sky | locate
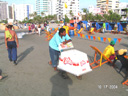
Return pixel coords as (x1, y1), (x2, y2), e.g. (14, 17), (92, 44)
(3, 0), (128, 10)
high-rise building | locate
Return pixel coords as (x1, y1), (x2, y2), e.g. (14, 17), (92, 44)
(13, 4), (33, 21)
(36, 0), (49, 16)
(97, 0), (119, 14)
(56, 0), (80, 20)
(0, 1), (8, 20)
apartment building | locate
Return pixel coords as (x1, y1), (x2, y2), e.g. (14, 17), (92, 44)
(56, 0), (80, 20)
(13, 4), (33, 21)
(113, 2), (128, 21)
(0, 1), (8, 20)
(36, 0), (49, 16)
(97, 0), (119, 14)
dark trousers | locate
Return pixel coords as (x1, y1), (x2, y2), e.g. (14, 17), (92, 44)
(7, 41), (17, 61)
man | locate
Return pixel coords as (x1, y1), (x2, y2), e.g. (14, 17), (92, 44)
(103, 40), (117, 66)
(63, 22), (69, 35)
(49, 28), (71, 70)
(5, 25), (19, 65)
(102, 22), (106, 33)
(31, 23), (35, 33)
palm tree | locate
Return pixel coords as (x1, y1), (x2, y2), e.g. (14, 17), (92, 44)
(33, 12), (37, 17)
(69, 10), (74, 19)
(82, 8), (89, 20)
(41, 12), (45, 17)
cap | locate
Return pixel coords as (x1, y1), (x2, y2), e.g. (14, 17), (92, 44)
(118, 49), (127, 55)
(110, 40), (115, 45)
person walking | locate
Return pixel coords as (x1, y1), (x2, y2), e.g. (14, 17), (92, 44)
(5, 25), (19, 65)
(38, 24), (41, 36)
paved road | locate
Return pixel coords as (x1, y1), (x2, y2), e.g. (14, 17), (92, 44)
(0, 30), (128, 96)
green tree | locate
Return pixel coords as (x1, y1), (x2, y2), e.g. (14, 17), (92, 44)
(65, 15), (70, 23)
(69, 10), (74, 19)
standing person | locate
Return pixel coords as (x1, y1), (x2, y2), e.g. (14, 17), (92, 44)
(126, 24), (128, 35)
(31, 23), (35, 33)
(102, 22), (106, 33)
(44, 22), (47, 30)
(5, 25), (19, 65)
(49, 28), (72, 71)
(87, 21), (90, 31)
(63, 22), (69, 35)
(28, 24), (31, 34)
(38, 24), (41, 36)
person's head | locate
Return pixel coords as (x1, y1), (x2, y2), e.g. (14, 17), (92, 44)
(65, 22), (67, 26)
(7, 25), (13, 30)
(110, 40), (115, 46)
(59, 28), (66, 36)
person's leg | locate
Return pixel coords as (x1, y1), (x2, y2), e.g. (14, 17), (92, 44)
(49, 46), (60, 70)
(7, 42), (12, 61)
(11, 41), (17, 64)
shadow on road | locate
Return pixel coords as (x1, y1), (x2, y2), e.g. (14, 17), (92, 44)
(17, 46), (34, 64)
(50, 72), (72, 96)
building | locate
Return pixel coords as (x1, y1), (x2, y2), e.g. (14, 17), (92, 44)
(36, 0), (49, 16)
(13, 4), (33, 21)
(113, 2), (128, 21)
(0, 1), (8, 20)
(97, 0), (119, 14)
(8, 6), (12, 19)
(56, 0), (80, 21)
(89, 5), (101, 15)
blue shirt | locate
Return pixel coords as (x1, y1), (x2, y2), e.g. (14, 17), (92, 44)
(49, 32), (71, 51)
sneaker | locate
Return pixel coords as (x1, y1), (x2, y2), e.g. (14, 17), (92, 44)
(13, 61), (17, 65)
(9, 59), (12, 62)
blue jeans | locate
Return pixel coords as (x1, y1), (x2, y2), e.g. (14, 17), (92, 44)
(49, 46), (60, 67)
(7, 41), (17, 61)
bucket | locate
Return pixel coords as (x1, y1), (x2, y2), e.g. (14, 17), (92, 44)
(69, 30), (74, 37)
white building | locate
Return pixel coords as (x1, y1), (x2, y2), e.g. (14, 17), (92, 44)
(97, 0), (119, 14)
(36, 0), (49, 16)
(56, 0), (80, 21)
(13, 4), (33, 21)
(113, 2), (128, 21)
(89, 5), (101, 15)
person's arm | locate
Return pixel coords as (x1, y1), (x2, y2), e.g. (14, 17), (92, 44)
(4, 32), (8, 49)
(15, 32), (19, 48)
(62, 39), (72, 45)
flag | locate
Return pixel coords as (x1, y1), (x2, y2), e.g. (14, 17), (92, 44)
(65, 3), (67, 8)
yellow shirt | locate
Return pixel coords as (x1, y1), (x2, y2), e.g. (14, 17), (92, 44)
(103, 45), (115, 59)
(63, 25), (69, 34)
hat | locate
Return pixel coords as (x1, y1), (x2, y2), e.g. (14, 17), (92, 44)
(118, 49), (127, 55)
(110, 40), (115, 45)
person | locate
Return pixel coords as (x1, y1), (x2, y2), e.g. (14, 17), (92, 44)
(114, 23), (118, 33)
(38, 24), (41, 36)
(49, 28), (72, 71)
(63, 22), (69, 35)
(44, 22), (47, 29)
(28, 24), (31, 33)
(103, 40), (117, 66)
(5, 25), (19, 65)
(126, 24), (128, 35)
(80, 21), (83, 28)
(102, 22), (106, 33)
(31, 23), (35, 33)
(87, 21), (90, 31)
(0, 69), (8, 81)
